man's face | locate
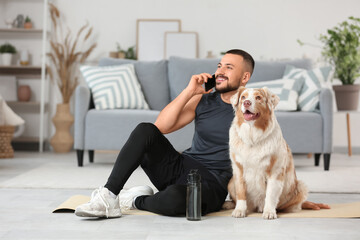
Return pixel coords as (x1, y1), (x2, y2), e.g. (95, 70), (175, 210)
(214, 53), (248, 93)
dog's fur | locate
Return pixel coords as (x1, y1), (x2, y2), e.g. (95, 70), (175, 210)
(223, 86), (308, 219)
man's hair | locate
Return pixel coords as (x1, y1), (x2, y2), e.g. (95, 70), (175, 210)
(225, 49), (255, 75)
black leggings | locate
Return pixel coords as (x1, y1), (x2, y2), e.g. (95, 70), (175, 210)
(104, 123), (228, 216)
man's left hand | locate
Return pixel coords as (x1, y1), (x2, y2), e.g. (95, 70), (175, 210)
(302, 201), (331, 210)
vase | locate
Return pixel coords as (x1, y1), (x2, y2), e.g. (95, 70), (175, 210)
(1, 53), (12, 66)
(50, 103), (74, 153)
(17, 85), (31, 102)
(333, 84), (360, 111)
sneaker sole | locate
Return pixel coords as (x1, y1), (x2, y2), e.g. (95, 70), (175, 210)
(75, 209), (122, 218)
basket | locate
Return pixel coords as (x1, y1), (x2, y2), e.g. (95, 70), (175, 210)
(0, 125), (15, 159)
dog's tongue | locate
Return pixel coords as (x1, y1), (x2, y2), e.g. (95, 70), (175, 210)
(244, 111), (258, 121)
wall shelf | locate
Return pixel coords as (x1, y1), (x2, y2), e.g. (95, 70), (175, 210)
(0, 28), (44, 34)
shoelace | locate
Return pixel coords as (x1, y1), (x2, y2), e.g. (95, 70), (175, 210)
(91, 186), (110, 218)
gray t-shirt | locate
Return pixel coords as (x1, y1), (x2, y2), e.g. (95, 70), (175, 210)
(183, 91), (233, 189)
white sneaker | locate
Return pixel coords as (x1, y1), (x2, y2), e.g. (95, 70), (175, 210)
(75, 187), (122, 218)
(119, 186), (154, 211)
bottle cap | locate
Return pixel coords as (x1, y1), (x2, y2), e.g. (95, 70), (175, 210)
(188, 169), (201, 182)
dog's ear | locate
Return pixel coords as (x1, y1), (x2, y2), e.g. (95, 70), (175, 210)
(261, 87), (280, 110)
(230, 86), (246, 107)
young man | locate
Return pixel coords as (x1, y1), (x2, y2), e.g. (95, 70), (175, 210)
(75, 49), (329, 218)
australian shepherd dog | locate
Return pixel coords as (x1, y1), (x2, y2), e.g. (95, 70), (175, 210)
(224, 86), (308, 219)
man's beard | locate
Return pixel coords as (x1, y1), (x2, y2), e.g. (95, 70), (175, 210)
(215, 81), (240, 93)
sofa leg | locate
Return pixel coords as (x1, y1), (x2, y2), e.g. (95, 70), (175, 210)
(314, 153), (321, 166)
(77, 150), (84, 167)
(324, 154), (331, 171)
(89, 150), (94, 163)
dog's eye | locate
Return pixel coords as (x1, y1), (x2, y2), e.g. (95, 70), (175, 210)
(241, 96), (245, 100)
(256, 96), (261, 100)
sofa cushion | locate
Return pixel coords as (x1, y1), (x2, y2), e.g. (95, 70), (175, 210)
(247, 78), (304, 111)
(250, 59), (313, 83)
(98, 58), (169, 111)
(283, 65), (333, 111)
(80, 64), (149, 110)
(168, 57), (220, 100)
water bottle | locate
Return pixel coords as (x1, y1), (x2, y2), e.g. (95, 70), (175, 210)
(186, 169), (201, 221)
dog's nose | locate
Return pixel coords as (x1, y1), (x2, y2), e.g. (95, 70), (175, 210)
(244, 100), (251, 107)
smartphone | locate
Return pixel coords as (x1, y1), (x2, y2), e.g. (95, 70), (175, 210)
(205, 74), (216, 91)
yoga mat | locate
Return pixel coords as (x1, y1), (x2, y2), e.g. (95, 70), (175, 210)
(53, 195), (360, 218)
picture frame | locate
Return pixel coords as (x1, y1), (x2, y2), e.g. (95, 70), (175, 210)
(0, 76), (17, 101)
(164, 32), (198, 59)
(136, 19), (181, 61)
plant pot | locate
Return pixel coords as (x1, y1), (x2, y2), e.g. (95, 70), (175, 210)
(1, 53), (13, 66)
(333, 84), (360, 111)
(50, 103), (74, 153)
(24, 22), (33, 29)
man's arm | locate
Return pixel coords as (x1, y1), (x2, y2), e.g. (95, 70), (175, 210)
(155, 73), (212, 134)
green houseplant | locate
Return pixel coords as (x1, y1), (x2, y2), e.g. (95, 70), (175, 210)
(320, 16), (360, 110)
(0, 43), (17, 66)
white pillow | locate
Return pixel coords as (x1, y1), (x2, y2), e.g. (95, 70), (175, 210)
(80, 64), (149, 110)
(283, 65), (333, 111)
(247, 78), (304, 111)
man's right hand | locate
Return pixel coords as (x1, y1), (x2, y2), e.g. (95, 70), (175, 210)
(186, 73), (214, 96)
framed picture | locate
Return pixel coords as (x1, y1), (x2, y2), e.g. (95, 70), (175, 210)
(0, 76), (17, 101)
(164, 32), (198, 59)
(137, 19), (181, 61)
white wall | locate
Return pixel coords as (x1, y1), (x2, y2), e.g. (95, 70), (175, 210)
(15, 0), (360, 150)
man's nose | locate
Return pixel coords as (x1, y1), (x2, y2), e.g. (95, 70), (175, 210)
(244, 100), (251, 107)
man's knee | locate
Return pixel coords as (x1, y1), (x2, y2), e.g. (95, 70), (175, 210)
(134, 122), (159, 136)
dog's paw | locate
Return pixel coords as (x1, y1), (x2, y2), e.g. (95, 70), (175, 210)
(262, 210), (277, 220)
(222, 201), (235, 210)
(232, 209), (246, 218)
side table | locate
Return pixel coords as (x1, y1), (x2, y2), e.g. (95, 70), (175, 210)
(338, 111), (359, 156)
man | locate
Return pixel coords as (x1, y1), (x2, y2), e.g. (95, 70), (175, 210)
(75, 49), (329, 218)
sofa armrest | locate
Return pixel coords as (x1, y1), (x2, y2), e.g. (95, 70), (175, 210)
(319, 88), (333, 153)
(74, 85), (91, 150)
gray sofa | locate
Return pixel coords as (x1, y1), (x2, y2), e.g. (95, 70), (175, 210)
(74, 56), (333, 170)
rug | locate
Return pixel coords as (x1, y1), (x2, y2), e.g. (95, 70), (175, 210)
(53, 195), (360, 218)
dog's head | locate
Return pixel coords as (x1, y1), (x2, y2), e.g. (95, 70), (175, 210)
(230, 86), (279, 130)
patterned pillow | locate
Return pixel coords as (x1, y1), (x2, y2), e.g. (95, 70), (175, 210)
(283, 65), (333, 111)
(247, 78), (304, 111)
(80, 64), (149, 110)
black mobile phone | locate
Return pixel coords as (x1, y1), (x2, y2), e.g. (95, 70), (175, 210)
(205, 74), (216, 91)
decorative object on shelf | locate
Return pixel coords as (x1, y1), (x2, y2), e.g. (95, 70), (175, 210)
(24, 16), (33, 29)
(109, 43), (136, 59)
(5, 18), (13, 29)
(17, 85), (31, 102)
(137, 19), (181, 60)
(206, 51), (216, 59)
(0, 94), (25, 158)
(0, 43), (17, 66)
(15, 14), (24, 28)
(319, 16), (360, 110)
(47, 3), (96, 153)
(19, 50), (29, 66)
(50, 103), (74, 153)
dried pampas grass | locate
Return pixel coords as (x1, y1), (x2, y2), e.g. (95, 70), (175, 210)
(47, 3), (96, 103)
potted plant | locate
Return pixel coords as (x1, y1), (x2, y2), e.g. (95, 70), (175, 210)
(0, 43), (17, 66)
(320, 16), (360, 110)
(47, 3), (96, 153)
(24, 16), (33, 29)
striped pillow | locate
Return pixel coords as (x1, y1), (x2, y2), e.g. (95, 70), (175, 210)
(247, 78), (304, 111)
(283, 65), (333, 111)
(80, 64), (149, 110)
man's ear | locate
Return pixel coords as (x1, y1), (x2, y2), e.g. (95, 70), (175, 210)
(262, 87), (279, 109)
(241, 72), (251, 86)
(231, 86), (246, 107)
